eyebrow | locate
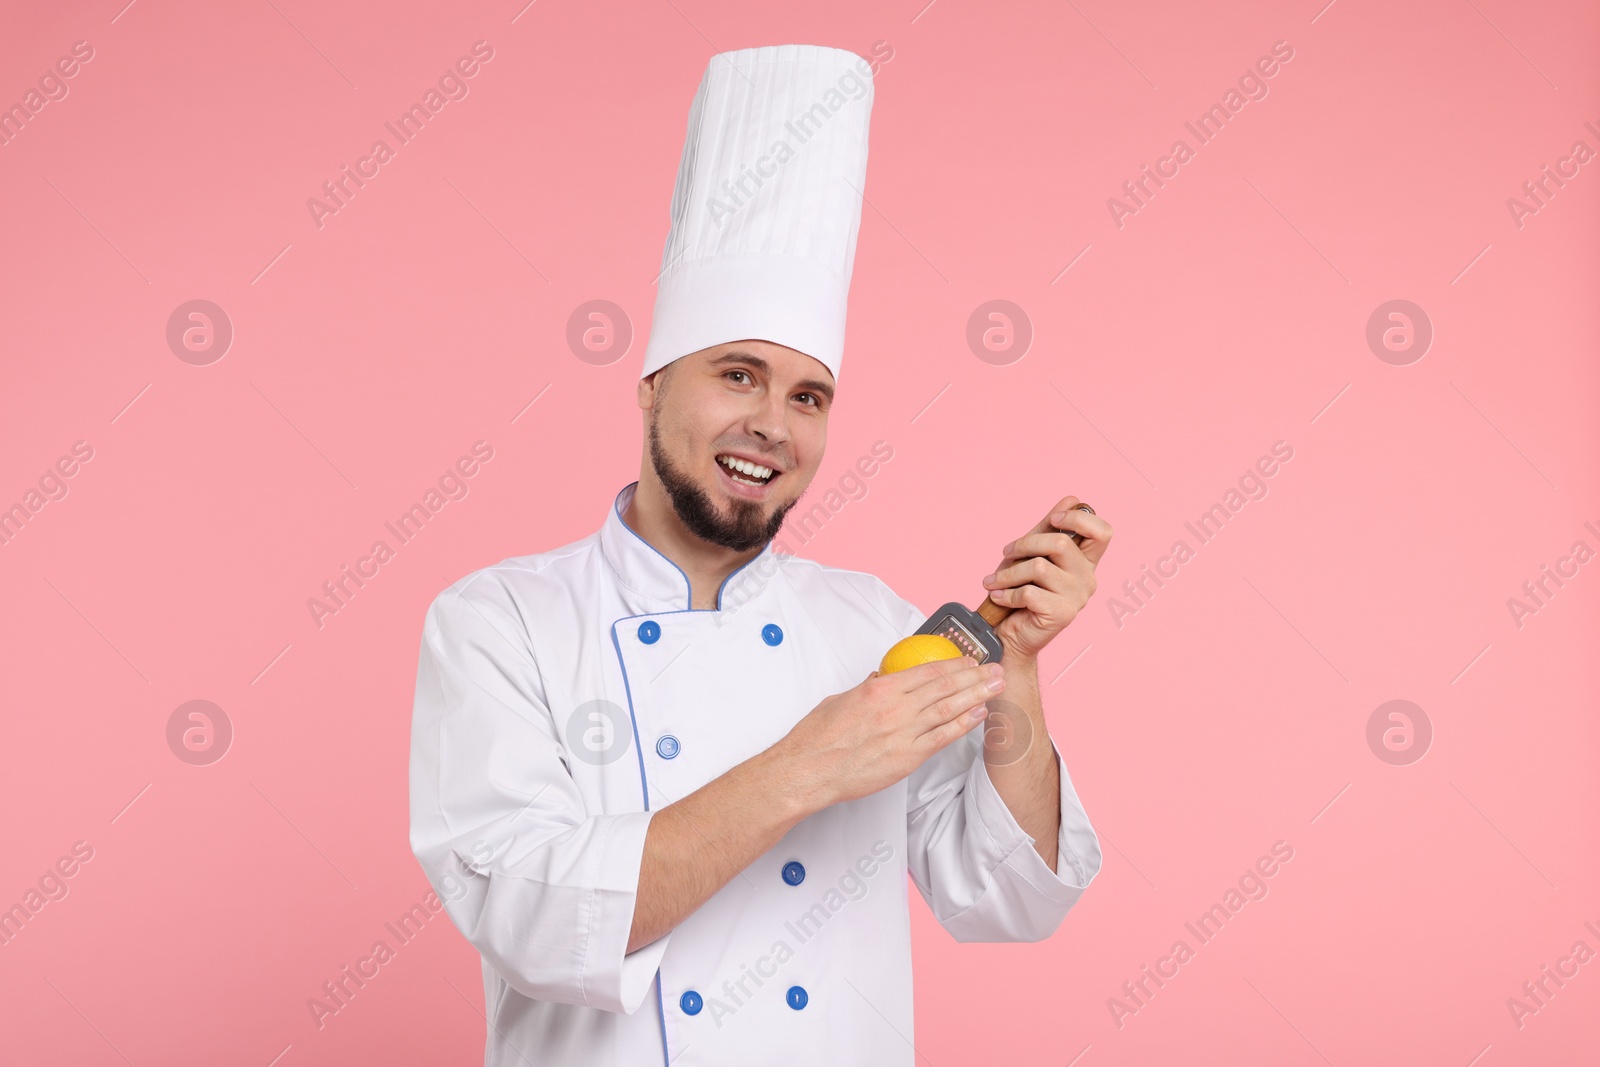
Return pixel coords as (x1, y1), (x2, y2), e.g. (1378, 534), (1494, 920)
(707, 350), (835, 404)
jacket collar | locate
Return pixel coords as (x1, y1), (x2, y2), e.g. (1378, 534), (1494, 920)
(600, 481), (780, 612)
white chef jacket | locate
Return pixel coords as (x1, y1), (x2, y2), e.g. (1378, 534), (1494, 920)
(409, 480), (1102, 1066)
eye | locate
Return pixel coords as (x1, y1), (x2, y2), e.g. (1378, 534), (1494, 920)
(795, 393), (820, 407)
(725, 370), (753, 385)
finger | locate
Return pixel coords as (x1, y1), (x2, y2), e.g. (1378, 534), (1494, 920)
(1044, 507), (1111, 549)
(984, 557), (1073, 604)
(985, 582), (1053, 613)
(883, 654), (979, 691)
(1047, 507), (1112, 566)
(916, 695), (990, 754)
(1002, 500), (1078, 554)
(1043, 495), (1082, 526)
(1006, 500), (1108, 551)
(987, 551), (1070, 587)
(995, 530), (1085, 566)
(992, 510), (1110, 576)
(907, 659), (998, 704)
(912, 665), (1004, 727)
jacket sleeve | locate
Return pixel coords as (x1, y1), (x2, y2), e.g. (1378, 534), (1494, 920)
(408, 571), (667, 1014)
(888, 590), (1103, 942)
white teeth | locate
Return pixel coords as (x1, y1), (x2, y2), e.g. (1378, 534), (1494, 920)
(717, 455), (773, 480)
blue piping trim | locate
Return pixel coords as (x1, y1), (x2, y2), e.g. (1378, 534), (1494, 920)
(609, 480), (778, 1067)
(714, 550), (767, 611)
(654, 979), (670, 1066)
(613, 482), (772, 611)
(609, 620), (652, 814)
(611, 612), (684, 1067)
(610, 602), (754, 806)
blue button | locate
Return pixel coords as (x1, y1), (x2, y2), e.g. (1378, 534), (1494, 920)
(782, 861), (805, 886)
(656, 734), (680, 759)
(762, 623), (783, 646)
(786, 985), (808, 1010)
(680, 990), (703, 1015)
(638, 621), (660, 644)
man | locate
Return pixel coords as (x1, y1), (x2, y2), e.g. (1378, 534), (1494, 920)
(410, 44), (1107, 1066)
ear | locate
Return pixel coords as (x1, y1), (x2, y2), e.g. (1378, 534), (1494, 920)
(637, 373), (656, 411)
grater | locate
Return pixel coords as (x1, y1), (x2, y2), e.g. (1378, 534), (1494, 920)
(912, 503), (1095, 666)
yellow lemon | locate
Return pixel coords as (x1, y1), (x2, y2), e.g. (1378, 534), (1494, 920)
(878, 633), (964, 675)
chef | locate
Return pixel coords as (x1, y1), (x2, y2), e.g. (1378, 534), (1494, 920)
(409, 43), (1107, 1067)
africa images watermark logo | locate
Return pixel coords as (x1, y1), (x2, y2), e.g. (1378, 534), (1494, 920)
(1106, 40), (1295, 229)
(166, 700), (233, 766)
(700, 839), (896, 1027)
(0, 39), (95, 149)
(701, 41), (893, 231)
(564, 698), (634, 767)
(966, 300), (1033, 366)
(1105, 441), (1295, 629)
(305, 840), (489, 1031)
(0, 440), (95, 549)
(306, 441), (495, 630)
(1505, 120), (1600, 231)
(702, 439), (899, 629)
(1504, 919), (1600, 1031)
(306, 41), (496, 230)
(1504, 521), (1599, 630)
(166, 300), (234, 366)
(0, 840), (95, 949)
(566, 300), (634, 366)
(1107, 840), (1296, 1028)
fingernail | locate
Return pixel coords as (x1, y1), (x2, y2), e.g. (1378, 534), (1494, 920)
(981, 573), (996, 585)
(969, 704), (989, 720)
(1051, 511), (1066, 523)
(986, 676), (1005, 692)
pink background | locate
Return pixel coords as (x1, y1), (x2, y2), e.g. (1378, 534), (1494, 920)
(2, 0), (1596, 1064)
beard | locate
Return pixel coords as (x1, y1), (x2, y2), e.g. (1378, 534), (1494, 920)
(648, 414), (797, 552)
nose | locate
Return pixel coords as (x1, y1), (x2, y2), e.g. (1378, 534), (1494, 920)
(746, 389), (791, 453)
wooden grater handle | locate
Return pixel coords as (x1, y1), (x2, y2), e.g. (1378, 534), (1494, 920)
(975, 503), (1095, 627)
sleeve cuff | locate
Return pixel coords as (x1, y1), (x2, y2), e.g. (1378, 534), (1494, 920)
(968, 737), (1103, 905)
(587, 810), (672, 1014)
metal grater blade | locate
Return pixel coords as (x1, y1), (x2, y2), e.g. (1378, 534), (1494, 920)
(933, 615), (985, 660)
(914, 601), (1005, 664)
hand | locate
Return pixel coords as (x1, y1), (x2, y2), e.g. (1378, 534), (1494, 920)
(777, 657), (1007, 807)
(980, 495), (1113, 661)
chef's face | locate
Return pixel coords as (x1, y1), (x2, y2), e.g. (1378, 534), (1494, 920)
(639, 340), (833, 552)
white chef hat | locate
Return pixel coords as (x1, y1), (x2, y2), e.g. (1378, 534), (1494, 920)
(640, 43), (876, 384)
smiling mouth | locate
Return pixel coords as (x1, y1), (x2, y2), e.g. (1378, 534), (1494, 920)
(715, 453), (778, 487)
